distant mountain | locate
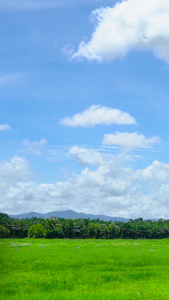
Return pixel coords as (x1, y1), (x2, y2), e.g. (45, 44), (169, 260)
(9, 209), (129, 222)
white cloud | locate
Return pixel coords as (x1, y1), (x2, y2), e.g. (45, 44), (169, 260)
(69, 146), (104, 165)
(73, 0), (169, 63)
(21, 139), (48, 156)
(1, 154), (169, 219)
(0, 156), (31, 212)
(0, 124), (11, 131)
(103, 132), (159, 149)
(60, 105), (136, 127)
(0, 155), (135, 216)
(0, 156), (31, 185)
(136, 160), (169, 183)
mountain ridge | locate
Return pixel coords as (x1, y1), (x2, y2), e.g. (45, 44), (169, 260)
(9, 209), (129, 222)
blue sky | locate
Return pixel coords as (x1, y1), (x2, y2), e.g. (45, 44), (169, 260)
(1, 0), (169, 218)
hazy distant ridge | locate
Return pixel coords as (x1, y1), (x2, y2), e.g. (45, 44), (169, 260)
(9, 210), (129, 222)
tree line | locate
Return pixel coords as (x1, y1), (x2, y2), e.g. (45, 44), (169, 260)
(1, 212), (169, 239)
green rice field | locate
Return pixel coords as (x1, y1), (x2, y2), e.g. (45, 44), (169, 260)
(1, 238), (169, 299)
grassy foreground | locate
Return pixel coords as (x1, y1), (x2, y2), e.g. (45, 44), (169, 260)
(1, 239), (169, 299)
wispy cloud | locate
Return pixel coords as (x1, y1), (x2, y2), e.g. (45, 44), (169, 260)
(0, 124), (11, 131)
(60, 105), (136, 127)
(0, 0), (64, 11)
(21, 139), (48, 156)
(0, 0), (95, 11)
(103, 132), (159, 149)
(0, 73), (23, 89)
(69, 146), (104, 165)
(72, 0), (169, 63)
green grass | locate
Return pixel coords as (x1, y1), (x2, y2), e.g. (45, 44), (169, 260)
(1, 239), (169, 299)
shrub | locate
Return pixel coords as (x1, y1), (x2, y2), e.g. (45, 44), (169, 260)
(28, 223), (46, 238)
(0, 225), (10, 238)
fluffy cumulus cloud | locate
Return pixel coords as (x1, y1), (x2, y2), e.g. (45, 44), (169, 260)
(1, 152), (169, 219)
(21, 139), (48, 155)
(103, 132), (159, 149)
(73, 0), (169, 63)
(60, 105), (136, 127)
(136, 160), (169, 183)
(0, 124), (11, 131)
(0, 155), (31, 199)
(0, 154), (136, 216)
(0, 156), (31, 182)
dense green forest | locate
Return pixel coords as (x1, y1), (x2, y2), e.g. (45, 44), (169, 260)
(1, 212), (169, 239)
